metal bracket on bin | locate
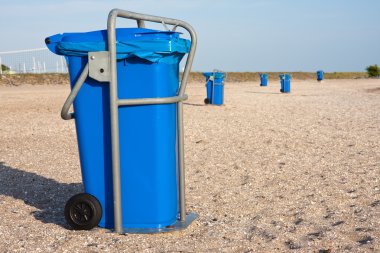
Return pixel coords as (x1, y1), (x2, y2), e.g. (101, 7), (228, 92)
(88, 51), (111, 82)
(107, 9), (197, 234)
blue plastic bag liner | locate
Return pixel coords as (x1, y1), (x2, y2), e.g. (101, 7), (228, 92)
(46, 28), (190, 64)
(202, 72), (226, 79)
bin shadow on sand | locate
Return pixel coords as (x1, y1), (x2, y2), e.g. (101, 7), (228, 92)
(244, 91), (282, 95)
(183, 102), (207, 107)
(0, 161), (82, 227)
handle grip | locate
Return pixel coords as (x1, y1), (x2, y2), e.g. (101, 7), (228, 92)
(61, 63), (89, 120)
(107, 9), (197, 96)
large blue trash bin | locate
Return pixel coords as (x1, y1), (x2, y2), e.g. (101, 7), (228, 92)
(203, 71), (225, 105)
(46, 28), (190, 230)
(260, 73), (268, 87)
(317, 70), (324, 81)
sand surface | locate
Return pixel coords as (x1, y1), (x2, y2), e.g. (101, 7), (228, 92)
(0, 79), (379, 252)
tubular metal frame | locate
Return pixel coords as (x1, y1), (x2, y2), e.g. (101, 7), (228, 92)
(61, 9), (197, 234)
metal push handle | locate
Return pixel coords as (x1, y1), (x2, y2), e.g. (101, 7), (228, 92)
(60, 64), (89, 120)
(107, 9), (197, 96)
(107, 9), (197, 233)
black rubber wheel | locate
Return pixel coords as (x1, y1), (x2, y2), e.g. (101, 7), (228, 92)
(64, 193), (102, 230)
(204, 98), (210, 104)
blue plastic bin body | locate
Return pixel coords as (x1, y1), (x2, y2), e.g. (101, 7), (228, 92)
(260, 73), (268, 86)
(46, 28), (190, 230)
(317, 70), (324, 81)
(213, 78), (224, 105)
(205, 78), (213, 102)
(282, 74), (291, 93)
(203, 72), (225, 105)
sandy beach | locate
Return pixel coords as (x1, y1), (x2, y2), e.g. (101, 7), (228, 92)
(0, 79), (379, 252)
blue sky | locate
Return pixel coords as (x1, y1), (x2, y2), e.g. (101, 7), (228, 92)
(1, 0), (379, 72)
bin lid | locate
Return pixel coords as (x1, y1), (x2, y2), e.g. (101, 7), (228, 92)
(45, 28), (190, 64)
(202, 72), (226, 79)
(279, 74), (291, 79)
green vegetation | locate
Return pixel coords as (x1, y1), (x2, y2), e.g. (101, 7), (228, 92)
(0, 72), (369, 86)
(366, 64), (380, 78)
(1, 64), (10, 72)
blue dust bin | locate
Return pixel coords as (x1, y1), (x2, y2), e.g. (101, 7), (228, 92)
(46, 28), (190, 230)
(203, 71), (225, 105)
(260, 73), (268, 87)
(317, 70), (324, 81)
(280, 74), (291, 93)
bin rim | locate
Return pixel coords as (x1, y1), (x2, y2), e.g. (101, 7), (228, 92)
(202, 72), (226, 79)
(45, 28), (190, 63)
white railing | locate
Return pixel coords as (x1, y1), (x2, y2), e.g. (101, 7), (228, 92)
(0, 48), (68, 74)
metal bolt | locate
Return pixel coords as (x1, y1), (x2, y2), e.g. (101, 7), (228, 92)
(90, 55), (95, 60)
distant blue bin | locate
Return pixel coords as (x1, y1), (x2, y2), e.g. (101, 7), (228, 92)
(203, 71), (225, 105)
(260, 73), (268, 87)
(46, 28), (190, 230)
(280, 74), (291, 93)
(317, 70), (324, 81)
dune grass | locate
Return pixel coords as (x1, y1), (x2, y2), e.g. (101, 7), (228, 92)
(0, 72), (369, 86)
